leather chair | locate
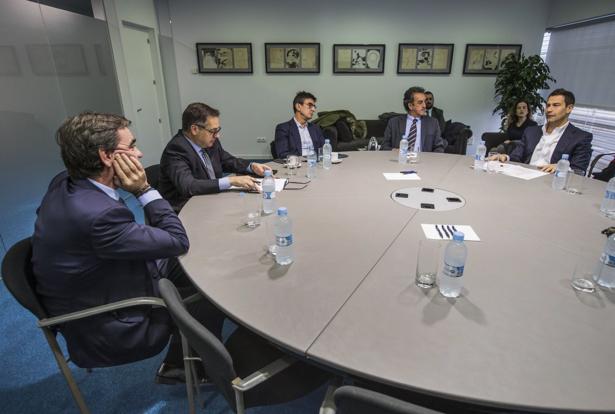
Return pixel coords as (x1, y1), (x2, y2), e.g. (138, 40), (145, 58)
(333, 386), (443, 414)
(481, 132), (508, 154)
(145, 164), (161, 190)
(1, 238), (168, 414)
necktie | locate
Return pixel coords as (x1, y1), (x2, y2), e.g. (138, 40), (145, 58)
(200, 148), (216, 179)
(407, 118), (418, 149)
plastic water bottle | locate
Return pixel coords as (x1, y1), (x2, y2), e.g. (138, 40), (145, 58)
(322, 139), (332, 170)
(306, 149), (317, 179)
(274, 207), (293, 265)
(262, 170), (276, 214)
(399, 135), (409, 164)
(600, 177), (615, 217)
(552, 154), (570, 190)
(595, 233), (615, 288)
(474, 140), (487, 170)
(438, 231), (467, 298)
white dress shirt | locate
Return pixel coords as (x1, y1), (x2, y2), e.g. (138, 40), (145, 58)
(294, 117), (314, 156)
(529, 122), (569, 166)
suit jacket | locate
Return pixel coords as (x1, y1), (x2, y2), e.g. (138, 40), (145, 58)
(31, 171), (189, 368)
(428, 106), (446, 133)
(509, 123), (593, 172)
(274, 118), (326, 158)
(381, 115), (445, 152)
(159, 130), (251, 212)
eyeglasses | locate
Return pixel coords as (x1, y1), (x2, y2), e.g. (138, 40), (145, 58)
(194, 124), (222, 135)
(303, 103), (317, 110)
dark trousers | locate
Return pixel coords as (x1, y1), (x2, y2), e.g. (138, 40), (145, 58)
(160, 257), (226, 366)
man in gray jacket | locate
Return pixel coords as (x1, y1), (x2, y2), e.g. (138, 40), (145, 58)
(381, 86), (446, 152)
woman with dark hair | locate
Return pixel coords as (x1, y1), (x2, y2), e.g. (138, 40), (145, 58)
(497, 99), (538, 154)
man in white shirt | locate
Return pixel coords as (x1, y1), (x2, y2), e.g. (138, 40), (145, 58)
(492, 89), (592, 173)
(274, 91), (326, 158)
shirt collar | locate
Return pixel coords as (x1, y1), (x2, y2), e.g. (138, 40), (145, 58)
(407, 114), (421, 122)
(294, 116), (308, 129)
(87, 178), (120, 201)
(183, 133), (205, 154)
(542, 121), (569, 136)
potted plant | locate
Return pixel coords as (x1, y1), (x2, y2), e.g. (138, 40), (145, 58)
(493, 54), (555, 130)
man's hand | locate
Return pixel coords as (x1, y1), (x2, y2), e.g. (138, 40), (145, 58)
(487, 154), (509, 163)
(113, 153), (149, 194)
(229, 175), (260, 191)
(538, 164), (557, 173)
(251, 162), (272, 177)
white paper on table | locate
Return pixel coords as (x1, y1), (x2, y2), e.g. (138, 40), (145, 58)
(421, 224), (481, 241)
(231, 178), (288, 192)
(382, 172), (421, 181)
(483, 163), (548, 180)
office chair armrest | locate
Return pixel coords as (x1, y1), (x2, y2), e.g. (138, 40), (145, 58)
(182, 292), (202, 305)
(231, 355), (295, 392)
(37, 297), (166, 328)
(589, 152), (615, 177)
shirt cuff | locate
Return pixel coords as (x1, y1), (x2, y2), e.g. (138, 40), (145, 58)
(219, 177), (231, 191)
(137, 189), (162, 207)
(247, 162), (254, 174)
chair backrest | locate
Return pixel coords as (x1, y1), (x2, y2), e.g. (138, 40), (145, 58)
(481, 132), (508, 153)
(1, 237), (49, 320)
(158, 278), (238, 408)
(145, 164), (161, 190)
(334, 386), (443, 414)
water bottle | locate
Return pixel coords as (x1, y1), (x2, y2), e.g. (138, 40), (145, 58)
(322, 139), (332, 170)
(595, 233), (615, 288)
(399, 135), (409, 164)
(306, 149), (317, 179)
(274, 207), (294, 265)
(552, 154), (570, 190)
(262, 170), (276, 214)
(600, 177), (615, 218)
(438, 231), (467, 298)
(474, 140), (487, 171)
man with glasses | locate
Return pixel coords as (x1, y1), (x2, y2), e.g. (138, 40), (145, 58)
(159, 102), (271, 212)
(32, 112), (226, 383)
(274, 91), (326, 159)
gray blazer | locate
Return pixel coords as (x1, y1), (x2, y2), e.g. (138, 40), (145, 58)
(381, 115), (445, 152)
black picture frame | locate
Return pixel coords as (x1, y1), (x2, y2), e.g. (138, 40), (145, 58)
(265, 43), (320, 74)
(196, 43), (253, 74)
(463, 44), (522, 75)
(397, 43), (454, 74)
(333, 44), (385, 74)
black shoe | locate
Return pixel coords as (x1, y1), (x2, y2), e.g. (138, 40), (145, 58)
(155, 362), (210, 385)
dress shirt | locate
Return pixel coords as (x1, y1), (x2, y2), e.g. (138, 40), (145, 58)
(294, 117), (314, 156)
(87, 178), (161, 206)
(529, 122), (569, 166)
(404, 115), (422, 152)
(427, 109), (432, 117)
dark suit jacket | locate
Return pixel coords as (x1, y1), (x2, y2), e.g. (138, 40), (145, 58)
(159, 130), (251, 212)
(274, 118), (326, 158)
(428, 106), (446, 132)
(381, 115), (445, 152)
(31, 171), (189, 368)
(509, 123), (593, 172)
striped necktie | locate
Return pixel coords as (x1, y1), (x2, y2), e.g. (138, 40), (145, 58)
(407, 118), (418, 149)
(200, 148), (216, 179)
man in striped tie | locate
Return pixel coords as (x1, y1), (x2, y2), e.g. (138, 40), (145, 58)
(381, 86), (446, 153)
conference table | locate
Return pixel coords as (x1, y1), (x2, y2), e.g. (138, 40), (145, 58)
(179, 152), (615, 413)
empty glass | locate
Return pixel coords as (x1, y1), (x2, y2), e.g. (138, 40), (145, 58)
(486, 151), (499, 173)
(571, 261), (597, 293)
(318, 148), (323, 167)
(367, 136), (378, 151)
(408, 151), (419, 164)
(241, 192), (261, 228)
(285, 155), (299, 176)
(415, 240), (440, 288)
(566, 169), (586, 195)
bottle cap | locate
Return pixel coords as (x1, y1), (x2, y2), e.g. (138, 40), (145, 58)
(277, 207), (288, 216)
(562, 154), (569, 160)
(325, 139), (330, 144)
(452, 231), (465, 241)
(264, 170), (272, 177)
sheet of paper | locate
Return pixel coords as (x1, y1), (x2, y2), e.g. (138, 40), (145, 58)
(484, 163), (549, 180)
(383, 172), (421, 181)
(231, 178), (287, 192)
(421, 224), (481, 241)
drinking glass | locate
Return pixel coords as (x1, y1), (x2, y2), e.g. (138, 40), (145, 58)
(486, 151), (499, 173)
(408, 151), (419, 164)
(367, 137), (378, 151)
(566, 169), (586, 195)
(318, 148), (323, 167)
(241, 192), (261, 228)
(415, 240), (440, 288)
(571, 261), (597, 293)
(286, 155), (299, 176)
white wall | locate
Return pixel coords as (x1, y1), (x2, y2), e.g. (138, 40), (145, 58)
(166, 0), (550, 158)
(547, 0), (615, 27)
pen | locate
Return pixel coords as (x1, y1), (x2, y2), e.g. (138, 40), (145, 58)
(400, 170), (417, 174)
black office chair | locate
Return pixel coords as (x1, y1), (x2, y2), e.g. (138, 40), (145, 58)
(588, 152), (615, 181)
(334, 385), (444, 414)
(481, 132), (508, 154)
(1, 238), (168, 414)
(145, 163), (161, 190)
(158, 278), (330, 414)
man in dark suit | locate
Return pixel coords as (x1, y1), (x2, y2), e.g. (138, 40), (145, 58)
(425, 91), (446, 133)
(493, 89), (592, 173)
(32, 112), (225, 382)
(274, 91), (326, 159)
(381, 86), (446, 152)
(159, 103), (271, 212)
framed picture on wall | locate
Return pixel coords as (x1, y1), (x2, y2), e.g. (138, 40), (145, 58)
(333, 44), (385, 74)
(196, 43), (253, 74)
(397, 43), (454, 74)
(265, 43), (320, 73)
(463, 44), (522, 75)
